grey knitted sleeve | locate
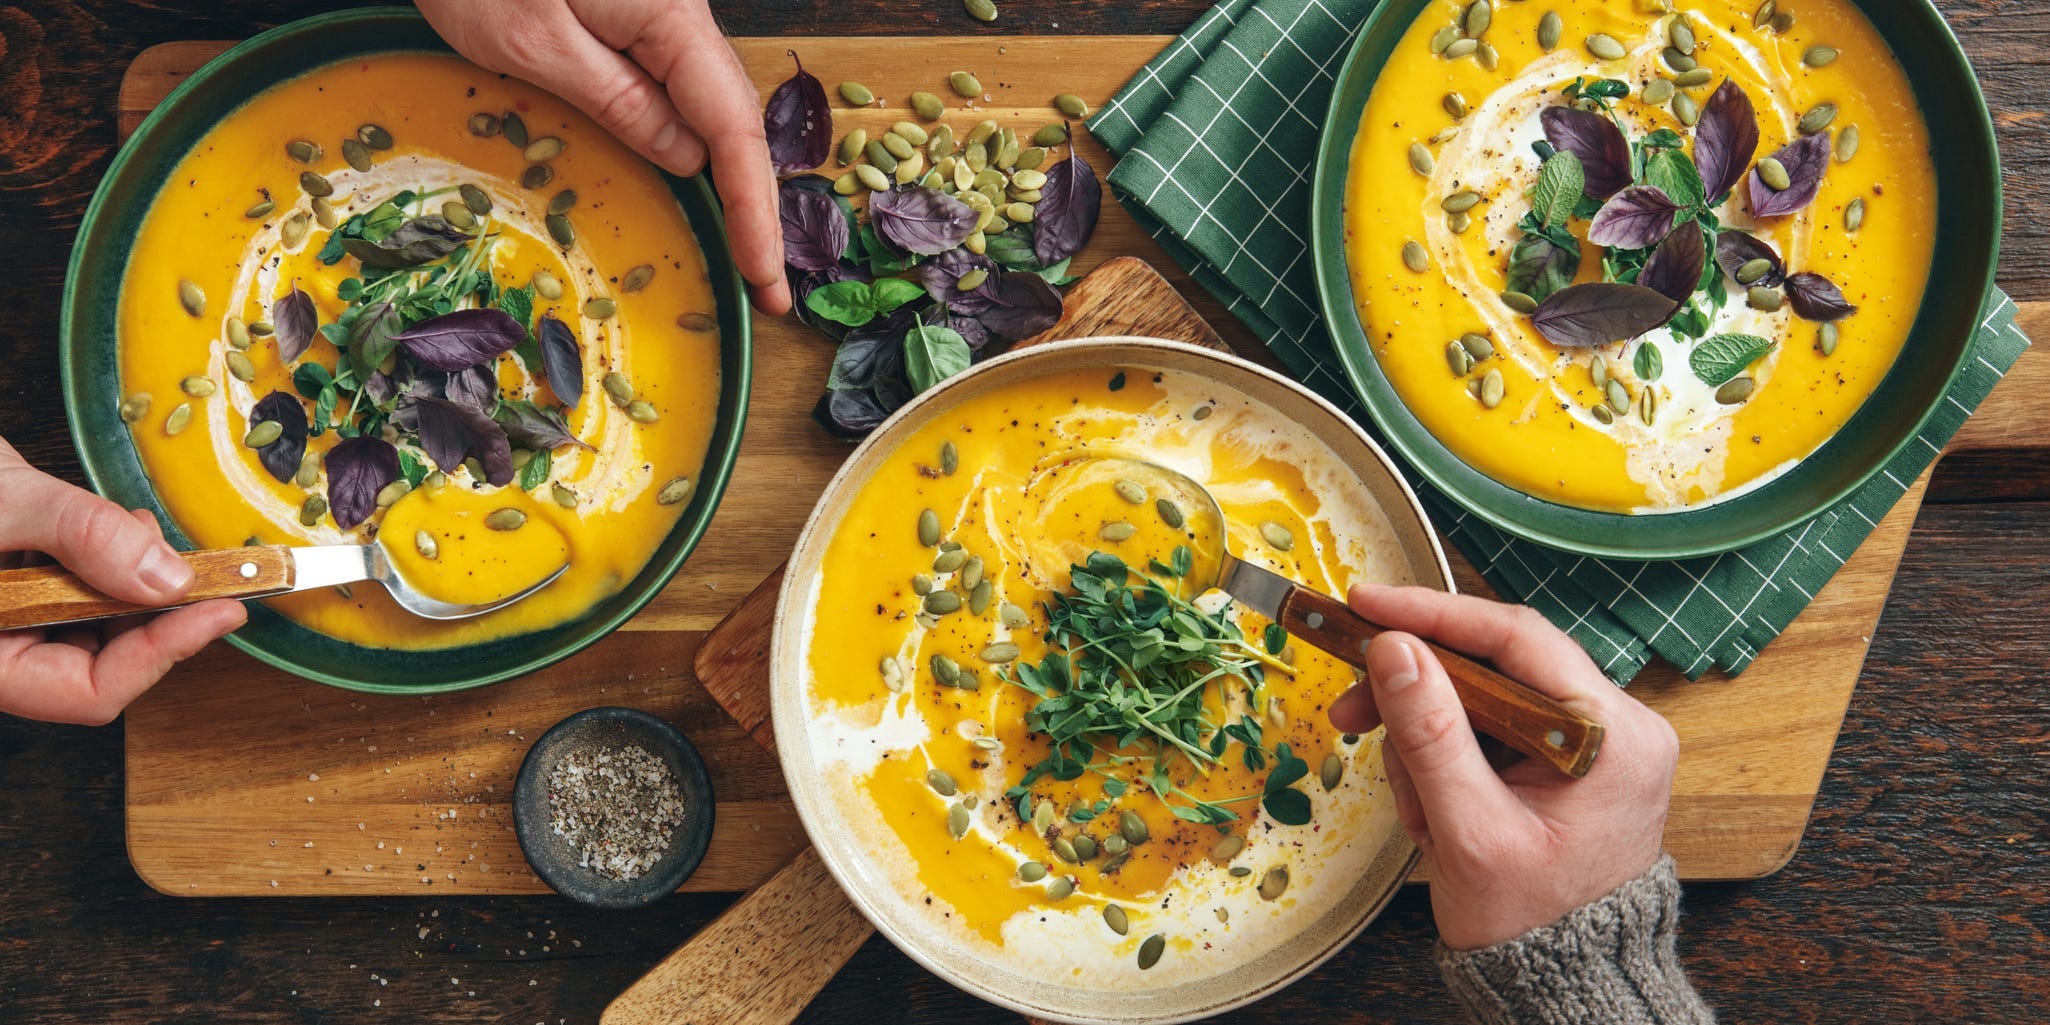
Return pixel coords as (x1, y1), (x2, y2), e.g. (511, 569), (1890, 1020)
(1434, 854), (1714, 1025)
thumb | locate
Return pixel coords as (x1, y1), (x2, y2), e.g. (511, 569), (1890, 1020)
(1365, 633), (1523, 847)
(0, 465), (193, 605)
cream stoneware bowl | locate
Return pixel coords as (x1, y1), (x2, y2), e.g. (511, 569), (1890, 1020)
(770, 337), (1449, 1023)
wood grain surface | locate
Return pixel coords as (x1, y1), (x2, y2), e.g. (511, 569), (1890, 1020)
(0, 3), (2044, 1024)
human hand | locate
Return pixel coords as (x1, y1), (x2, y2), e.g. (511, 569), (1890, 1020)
(1329, 584), (1679, 950)
(417, 0), (790, 314)
(0, 439), (245, 725)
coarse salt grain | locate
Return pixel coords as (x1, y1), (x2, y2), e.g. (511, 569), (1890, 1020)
(547, 743), (687, 881)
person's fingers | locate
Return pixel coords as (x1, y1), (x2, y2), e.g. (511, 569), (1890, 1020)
(0, 450), (192, 605)
(1380, 741), (1428, 847)
(1348, 584), (1615, 710)
(1329, 678), (1383, 734)
(1365, 632), (1526, 844)
(0, 599), (244, 725)
(635, 5), (789, 313)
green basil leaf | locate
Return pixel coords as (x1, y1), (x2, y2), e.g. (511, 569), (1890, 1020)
(1531, 150), (1585, 228)
(1689, 333), (1775, 386)
(1506, 232), (1581, 303)
(904, 320), (972, 393)
(519, 446), (552, 491)
(870, 277), (928, 314)
(292, 362), (334, 400)
(397, 449), (427, 488)
(311, 383), (337, 436)
(804, 280), (880, 327)
(1634, 341), (1664, 382)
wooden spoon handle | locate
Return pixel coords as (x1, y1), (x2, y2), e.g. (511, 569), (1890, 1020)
(1275, 587), (1605, 777)
(0, 546), (294, 631)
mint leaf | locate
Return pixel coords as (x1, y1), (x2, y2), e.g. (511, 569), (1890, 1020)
(518, 446), (552, 491)
(497, 284), (534, 330)
(1689, 333), (1775, 386)
(1531, 150), (1585, 228)
(1645, 149), (1707, 210)
(903, 319), (971, 393)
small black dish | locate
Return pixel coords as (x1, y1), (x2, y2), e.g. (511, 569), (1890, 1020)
(512, 706), (715, 909)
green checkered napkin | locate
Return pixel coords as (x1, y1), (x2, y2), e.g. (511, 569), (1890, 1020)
(1087, 0), (2033, 683)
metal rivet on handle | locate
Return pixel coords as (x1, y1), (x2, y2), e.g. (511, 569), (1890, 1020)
(1546, 729), (1566, 747)
(1306, 611), (1325, 629)
(240, 562), (258, 579)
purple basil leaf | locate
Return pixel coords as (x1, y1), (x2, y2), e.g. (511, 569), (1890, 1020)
(1541, 106), (1632, 200)
(950, 314), (993, 353)
(1529, 282), (1678, 347)
(812, 388), (892, 441)
(341, 216), (470, 269)
(1033, 149), (1102, 267)
(1783, 271), (1859, 322)
(362, 369), (398, 406)
(494, 399), (592, 451)
(273, 284), (317, 364)
(870, 187), (979, 256)
(1693, 80), (1760, 202)
(536, 313), (583, 407)
(1505, 231), (1580, 303)
(323, 435), (399, 530)
(249, 390), (308, 485)
(411, 365), (497, 411)
(1714, 230), (1786, 287)
(394, 308), (524, 371)
(764, 51), (831, 175)
(914, 248), (997, 312)
(1747, 132), (1832, 217)
(825, 309), (919, 391)
(1586, 185), (1684, 250)
(780, 182), (852, 272)
(968, 268), (1064, 342)
(407, 394), (513, 486)
(1637, 219), (1707, 305)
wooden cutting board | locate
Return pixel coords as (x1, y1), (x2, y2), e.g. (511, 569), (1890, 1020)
(118, 37), (2047, 898)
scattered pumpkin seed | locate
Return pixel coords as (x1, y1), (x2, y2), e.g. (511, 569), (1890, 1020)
(523, 164), (554, 189)
(1048, 94), (1089, 121)
(1444, 38), (1478, 59)
(352, 123), (391, 151)
(910, 91), (947, 121)
(1073, 834), (1100, 861)
(1736, 257), (1774, 285)
(583, 297), (618, 320)
(980, 642), (1020, 664)
(1403, 240), (1430, 273)
(299, 495), (327, 527)
(947, 803), (971, 840)
(226, 317), (251, 350)
(833, 171), (860, 195)
(1670, 15), (1697, 52)
(1538, 10), (1562, 50)
(375, 480), (410, 508)
(882, 132), (916, 162)
(529, 270), (564, 302)
(930, 653), (961, 686)
(293, 452), (321, 488)
(285, 139), (322, 163)
(1755, 155), (1791, 191)
(1464, 0), (1492, 37)
(1446, 209), (1472, 234)
(312, 195), (339, 230)
(965, 0), (999, 22)
(1441, 190), (1482, 213)
(1481, 368), (1506, 409)
(1137, 934), (1165, 970)
(500, 110), (530, 147)
(1592, 354), (1610, 388)
(678, 312), (716, 332)
(1014, 860), (1047, 883)
(177, 279), (205, 317)
(1102, 904), (1130, 935)
(1258, 866), (1290, 901)
(1111, 479), (1147, 504)
(546, 213), (575, 247)
(1639, 387), (1660, 426)
(1407, 142), (1436, 177)
(656, 477), (694, 506)
(948, 71), (983, 98)
(1099, 521), (1137, 542)
(298, 170), (332, 197)
(926, 768), (958, 797)
(551, 483), (578, 509)
(441, 201), (477, 230)
(1260, 521), (1295, 551)
(163, 403), (192, 436)
(1446, 341), (1474, 377)
(1430, 25), (1460, 54)
(998, 602), (1030, 630)
(911, 574), (934, 597)
(1003, 201), (1033, 223)
(1441, 91), (1469, 119)
(280, 209), (312, 248)
(1476, 40), (1500, 70)
(917, 508), (941, 546)
(1047, 876), (1074, 901)
(485, 508), (526, 531)
(1120, 810), (1149, 846)
(1051, 836), (1080, 864)
(1845, 197), (1865, 232)
(626, 400), (659, 423)
(1592, 403), (1615, 425)
(176, 375), (214, 398)
(1587, 33), (1626, 60)
(1748, 286), (1784, 312)
(1799, 103), (1837, 136)
(1804, 45), (1839, 68)
(524, 137), (565, 162)
(1836, 124), (1860, 162)
(1818, 322), (1840, 356)
(244, 194), (275, 219)
(932, 549), (967, 575)
(1212, 834), (1246, 861)
(117, 397), (149, 429)
(1716, 377), (1756, 404)
(1031, 123), (1068, 148)
(467, 112), (501, 137)
(1501, 290), (1538, 313)
(890, 122), (930, 148)
(855, 164), (891, 192)
(1672, 90), (1701, 126)
(968, 578), (992, 615)
(1155, 498), (1185, 530)
(924, 590), (962, 616)
(622, 264), (655, 293)
(340, 137), (373, 173)
(1460, 333), (1495, 360)
(226, 351), (256, 382)
(1674, 67), (1713, 88)
(837, 81), (874, 106)
(1605, 377), (1631, 414)
(1753, 0), (1776, 29)
(1642, 79), (1675, 105)
(411, 529), (440, 561)
(1771, 9), (1794, 32)
(1663, 47), (1697, 73)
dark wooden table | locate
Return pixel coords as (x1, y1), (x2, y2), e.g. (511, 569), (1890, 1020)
(1, 2), (2045, 1021)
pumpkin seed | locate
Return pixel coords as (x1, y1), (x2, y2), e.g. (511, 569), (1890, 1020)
(1799, 103), (1837, 136)
(930, 654), (961, 686)
(1804, 45), (1839, 68)
(1592, 403), (1615, 425)
(299, 495), (327, 527)
(657, 477), (694, 506)
(1001, 200), (1031, 223)
(468, 112), (501, 137)
(1663, 47), (1697, 73)
(177, 279), (205, 318)
(294, 452), (322, 488)
(177, 376), (214, 398)
(926, 768), (958, 797)
(1446, 341), (1474, 377)
(1771, 10), (1794, 32)
(949, 71), (983, 98)
(1476, 40), (1500, 70)
(1753, 0), (1776, 29)
(1501, 290), (1538, 313)
(1103, 904), (1130, 935)
(286, 139), (322, 163)
(278, 209), (313, 248)
(1441, 91), (1469, 119)
(1042, 94), (1087, 123)
(1211, 834), (1246, 861)
(401, 528), (438, 562)
(835, 128), (868, 168)
(1014, 860), (1046, 883)
(1748, 286), (1783, 312)
(1444, 38), (1478, 59)
(226, 317), (251, 350)
(1407, 142), (1435, 177)
(1845, 197), (1865, 232)
(864, 139), (898, 175)
(524, 137), (565, 162)
(298, 170), (333, 198)
(1587, 33), (1626, 60)
(918, 508), (941, 546)
(911, 91), (947, 121)
(1755, 155), (1791, 191)
(1032, 798), (1057, 833)
(1639, 387), (1660, 426)
(1481, 368), (1506, 409)
(551, 483), (578, 509)
(883, 123), (927, 150)
(340, 137), (373, 173)
(980, 642), (1020, 664)
(1592, 354), (1609, 388)
(1716, 377), (1755, 404)
(163, 403), (192, 436)
(349, 123), (390, 151)
(524, 164), (554, 189)
(1460, 332), (1495, 361)
(1605, 378), (1631, 414)
(1051, 836), (1079, 864)
(1047, 876), (1074, 901)
(1403, 240), (1430, 273)
(837, 81), (874, 106)
(375, 480), (410, 509)
(627, 400), (659, 423)
(1835, 124), (1861, 162)
(226, 351), (256, 382)
(1464, 0), (1492, 37)
(1137, 934), (1165, 969)
(1000, 601), (1029, 628)
(1430, 25), (1461, 54)
(833, 171), (860, 195)
(1818, 322), (1840, 356)
(924, 590), (962, 615)
(881, 132), (915, 162)
(622, 264), (655, 293)
(1538, 11), (1562, 50)
(1109, 479), (1147, 504)
(1642, 79), (1675, 105)
(1193, 405), (1213, 420)
(439, 201), (476, 230)
(1442, 190), (1482, 213)
(930, 125), (959, 161)
(947, 803), (971, 840)
(1071, 834), (1098, 861)
(963, 0), (999, 21)
(244, 195), (275, 219)
(1736, 257), (1774, 285)
(485, 508), (526, 531)
(1665, 90), (1697, 126)
(968, 578), (992, 615)
(242, 420), (283, 449)
(1007, 168), (1047, 192)
(1447, 210), (1472, 234)
(1258, 866), (1290, 901)
(911, 574), (934, 596)
(1031, 123), (1068, 148)
(1155, 498), (1185, 530)
(855, 164), (891, 192)
(1099, 521), (1137, 542)
(501, 110), (530, 147)
(583, 297), (618, 320)
(546, 213), (575, 247)
(536, 190), (574, 219)
(1260, 521), (1295, 551)
(312, 196), (338, 229)
(533, 270), (564, 300)
(1670, 15), (1697, 52)
(1120, 810), (1149, 846)
(1674, 68), (1713, 88)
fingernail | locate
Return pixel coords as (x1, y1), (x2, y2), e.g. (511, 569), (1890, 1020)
(652, 121), (692, 172)
(139, 545), (192, 595)
(1370, 637), (1420, 693)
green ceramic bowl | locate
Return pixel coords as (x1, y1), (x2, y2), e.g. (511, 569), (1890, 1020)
(1311, 0), (2000, 560)
(58, 8), (751, 693)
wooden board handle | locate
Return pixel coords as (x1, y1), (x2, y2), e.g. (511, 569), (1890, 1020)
(0, 547), (293, 631)
(1277, 587), (1605, 777)
(601, 847), (875, 1025)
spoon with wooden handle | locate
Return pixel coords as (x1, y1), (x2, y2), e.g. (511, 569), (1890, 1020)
(1026, 455), (1605, 777)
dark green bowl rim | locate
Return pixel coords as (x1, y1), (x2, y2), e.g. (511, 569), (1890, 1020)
(1310, 0), (2002, 560)
(58, 6), (752, 693)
